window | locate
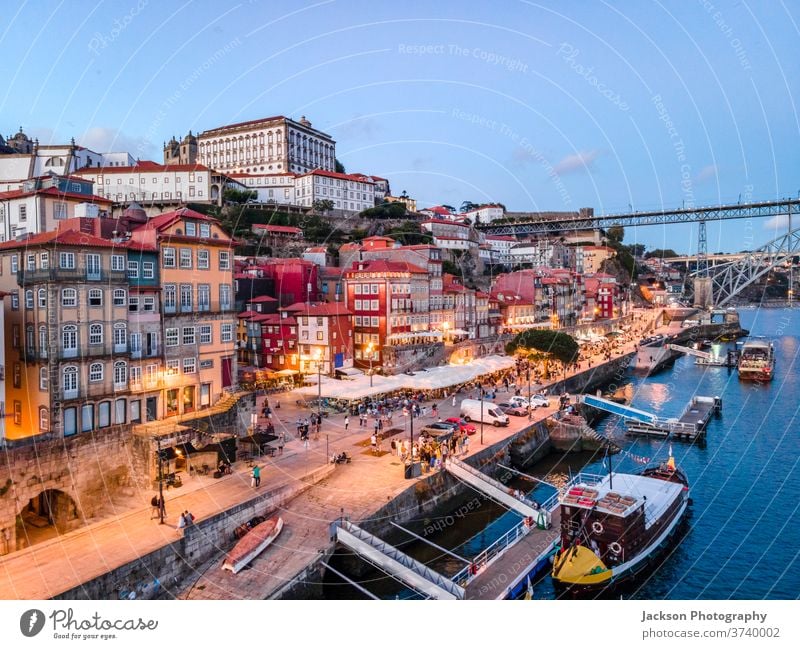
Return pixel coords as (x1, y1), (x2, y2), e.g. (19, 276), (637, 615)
(98, 401), (111, 428)
(13, 363), (21, 388)
(59, 252), (75, 269)
(113, 289), (126, 306)
(63, 366), (78, 392)
(111, 254), (125, 271)
(142, 261), (154, 279)
(40, 252), (49, 269)
(129, 332), (141, 353)
(130, 400), (141, 423)
(198, 284), (210, 311)
(371, 316), (379, 327)
(40, 366), (48, 390)
(89, 323), (103, 345)
(62, 324), (77, 353)
(38, 288), (46, 308)
(183, 357), (197, 374)
(219, 250), (231, 270)
(127, 261), (139, 278)
(166, 359), (180, 375)
(39, 407), (49, 432)
(10, 292), (18, 310)
(199, 223), (210, 238)
(13, 401), (22, 426)
(220, 284), (231, 310)
(179, 248), (192, 269)
(11, 255), (18, 273)
(199, 325), (212, 344)
(89, 363), (104, 382)
(25, 290), (33, 309)
(221, 323), (234, 342)
(162, 247), (176, 268)
(113, 323), (127, 348)
(182, 326), (196, 345)
(185, 222), (196, 236)
(128, 296), (139, 312)
(39, 325), (46, 353)
(143, 296), (155, 312)
(80, 404), (94, 433)
(26, 254), (35, 270)
(114, 361), (127, 387)
(18, 206), (27, 222)
(197, 249), (209, 269)
(115, 399), (126, 425)
(180, 284), (192, 311)
(61, 288), (77, 307)
(88, 289), (102, 306)
(166, 328), (179, 346)
(164, 284), (176, 311)
(130, 366), (141, 385)
(317, 331), (324, 341)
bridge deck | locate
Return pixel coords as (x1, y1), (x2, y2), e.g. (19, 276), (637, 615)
(465, 510), (560, 600)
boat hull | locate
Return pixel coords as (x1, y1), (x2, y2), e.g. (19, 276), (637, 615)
(222, 516), (283, 574)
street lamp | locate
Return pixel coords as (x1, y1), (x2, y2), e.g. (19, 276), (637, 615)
(442, 321), (450, 344)
(315, 350), (324, 449)
(527, 367), (532, 421)
(479, 384), (484, 445)
(365, 341), (374, 387)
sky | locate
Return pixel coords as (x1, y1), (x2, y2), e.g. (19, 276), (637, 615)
(2, 0), (799, 254)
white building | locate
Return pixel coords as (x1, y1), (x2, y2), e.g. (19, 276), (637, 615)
(100, 152), (136, 168)
(484, 235), (516, 263)
(353, 174), (389, 202)
(294, 169), (375, 215)
(197, 115), (336, 176)
(74, 161), (215, 204)
(465, 204), (504, 224)
(228, 172), (296, 204)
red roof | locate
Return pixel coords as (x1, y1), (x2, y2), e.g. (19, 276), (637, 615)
(248, 295), (278, 303)
(304, 246), (327, 253)
(136, 207), (221, 232)
(486, 235), (516, 242)
(0, 228), (121, 251)
(227, 171), (296, 178)
(0, 186), (112, 204)
(200, 116), (287, 135)
(74, 161), (212, 174)
(283, 302), (352, 317)
(421, 219), (469, 228)
(299, 168), (375, 184)
(422, 206), (454, 216)
(252, 224), (303, 235)
(345, 259), (427, 275)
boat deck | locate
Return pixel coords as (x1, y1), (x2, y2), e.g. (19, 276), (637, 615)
(677, 398), (716, 425)
(464, 509), (560, 600)
(626, 396), (719, 441)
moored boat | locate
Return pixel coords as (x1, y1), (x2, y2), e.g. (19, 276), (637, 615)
(737, 340), (775, 381)
(222, 516), (284, 574)
(551, 452), (689, 593)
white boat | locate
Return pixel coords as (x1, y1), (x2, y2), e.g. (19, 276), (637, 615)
(222, 516), (284, 574)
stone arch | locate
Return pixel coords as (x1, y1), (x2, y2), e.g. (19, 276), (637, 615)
(15, 487), (81, 550)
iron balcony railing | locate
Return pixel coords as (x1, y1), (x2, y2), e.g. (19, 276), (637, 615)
(17, 268), (128, 284)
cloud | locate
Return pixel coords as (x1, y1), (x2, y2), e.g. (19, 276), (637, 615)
(694, 164), (717, 184)
(333, 115), (382, 141)
(81, 126), (154, 156)
(764, 214), (790, 230)
(553, 149), (603, 174)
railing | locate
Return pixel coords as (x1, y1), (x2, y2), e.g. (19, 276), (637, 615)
(452, 519), (530, 587)
(17, 268), (127, 284)
(58, 344), (128, 359)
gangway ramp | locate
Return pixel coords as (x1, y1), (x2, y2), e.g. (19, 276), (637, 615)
(333, 520), (464, 600)
(667, 343), (713, 361)
(578, 394), (657, 424)
(444, 458), (546, 522)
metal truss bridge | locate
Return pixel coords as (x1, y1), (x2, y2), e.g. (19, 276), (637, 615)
(478, 199), (800, 236)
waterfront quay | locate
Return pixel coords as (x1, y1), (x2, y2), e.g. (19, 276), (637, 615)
(0, 312), (660, 600)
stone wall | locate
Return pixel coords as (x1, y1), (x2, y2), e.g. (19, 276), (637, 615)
(53, 462), (334, 600)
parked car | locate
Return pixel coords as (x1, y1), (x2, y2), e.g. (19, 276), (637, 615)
(420, 421), (458, 437)
(529, 394), (550, 408)
(445, 417), (477, 436)
(497, 402), (528, 417)
(508, 395), (530, 409)
(460, 399), (510, 427)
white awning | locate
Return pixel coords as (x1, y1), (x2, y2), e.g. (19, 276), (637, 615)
(335, 367), (363, 376)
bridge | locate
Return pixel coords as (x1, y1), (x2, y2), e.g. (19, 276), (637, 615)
(478, 198), (800, 236)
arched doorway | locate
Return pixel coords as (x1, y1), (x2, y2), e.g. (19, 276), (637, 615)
(210, 184), (220, 200)
(16, 489), (81, 550)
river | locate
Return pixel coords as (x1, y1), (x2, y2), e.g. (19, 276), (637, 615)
(324, 308), (800, 599)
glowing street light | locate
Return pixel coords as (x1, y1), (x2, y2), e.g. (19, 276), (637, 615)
(365, 341), (375, 387)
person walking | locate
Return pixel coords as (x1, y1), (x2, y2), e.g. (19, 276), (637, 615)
(452, 394), (457, 407)
(150, 495), (161, 520)
(277, 432), (285, 455)
(370, 433), (377, 455)
(183, 510), (195, 527)
(176, 512), (186, 534)
(252, 464), (261, 488)
(344, 415), (350, 431)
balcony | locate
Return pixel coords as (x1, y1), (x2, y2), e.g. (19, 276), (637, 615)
(58, 343), (128, 360)
(18, 268), (127, 285)
(164, 301), (233, 316)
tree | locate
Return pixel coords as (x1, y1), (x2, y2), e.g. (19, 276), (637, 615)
(505, 329), (579, 366)
(442, 260), (461, 276)
(359, 202), (407, 219)
(460, 200), (478, 213)
(312, 199), (334, 215)
(606, 225), (625, 244)
(335, 158), (346, 173)
(625, 243), (646, 258)
(223, 188), (257, 204)
(645, 249), (679, 259)
(441, 204), (456, 213)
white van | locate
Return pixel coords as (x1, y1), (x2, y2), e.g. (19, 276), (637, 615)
(460, 399), (510, 427)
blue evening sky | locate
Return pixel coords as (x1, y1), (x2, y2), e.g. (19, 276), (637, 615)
(2, 0), (798, 254)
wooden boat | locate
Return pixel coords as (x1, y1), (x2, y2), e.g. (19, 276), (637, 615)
(737, 340), (775, 381)
(551, 451), (689, 593)
(222, 516), (284, 574)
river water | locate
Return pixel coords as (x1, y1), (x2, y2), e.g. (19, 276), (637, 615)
(324, 308), (800, 599)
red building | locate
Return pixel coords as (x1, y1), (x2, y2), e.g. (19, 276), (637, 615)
(247, 257), (318, 306)
(281, 302), (353, 375)
(343, 259), (430, 370)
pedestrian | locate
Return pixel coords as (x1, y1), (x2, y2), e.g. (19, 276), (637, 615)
(452, 394), (457, 407)
(183, 510), (195, 526)
(391, 439), (397, 456)
(374, 420), (379, 436)
(370, 433), (377, 455)
(278, 432), (285, 455)
(344, 415), (350, 431)
(252, 464), (261, 487)
(176, 512), (186, 534)
(250, 467), (257, 488)
(157, 495), (166, 520)
(150, 495), (160, 520)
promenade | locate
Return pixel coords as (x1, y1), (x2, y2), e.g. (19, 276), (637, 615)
(0, 311), (661, 600)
